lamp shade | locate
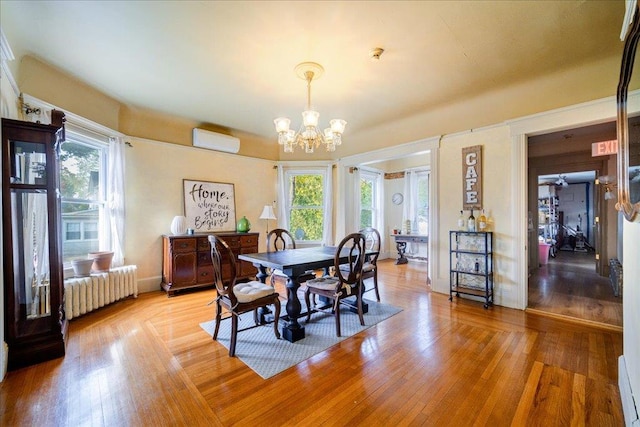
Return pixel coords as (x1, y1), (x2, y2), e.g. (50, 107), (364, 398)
(170, 215), (187, 235)
(259, 205), (277, 220)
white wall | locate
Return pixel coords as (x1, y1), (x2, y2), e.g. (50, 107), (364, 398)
(622, 220), (640, 422)
(125, 137), (277, 293)
(0, 47), (21, 382)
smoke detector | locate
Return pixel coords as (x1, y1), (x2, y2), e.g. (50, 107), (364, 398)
(369, 47), (384, 60)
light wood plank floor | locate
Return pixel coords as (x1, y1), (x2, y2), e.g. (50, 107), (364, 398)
(1, 260), (623, 426)
(528, 250), (623, 328)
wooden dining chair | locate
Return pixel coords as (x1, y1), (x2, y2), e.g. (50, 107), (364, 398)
(266, 228), (316, 290)
(208, 235), (281, 357)
(339, 227), (381, 301)
(359, 227), (381, 301)
(304, 232), (366, 337)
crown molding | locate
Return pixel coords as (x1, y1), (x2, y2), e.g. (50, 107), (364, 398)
(0, 28), (20, 98)
(505, 90), (640, 137)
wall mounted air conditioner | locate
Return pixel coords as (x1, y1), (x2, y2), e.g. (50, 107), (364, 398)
(192, 128), (240, 154)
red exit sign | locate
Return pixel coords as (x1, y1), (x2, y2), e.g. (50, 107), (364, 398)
(592, 140), (618, 156)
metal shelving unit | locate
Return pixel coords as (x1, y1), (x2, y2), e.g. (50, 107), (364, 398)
(449, 231), (494, 309)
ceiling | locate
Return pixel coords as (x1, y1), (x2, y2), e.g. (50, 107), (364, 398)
(539, 171), (596, 186)
(0, 1), (633, 159)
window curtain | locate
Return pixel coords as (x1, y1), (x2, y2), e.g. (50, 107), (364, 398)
(276, 165), (289, 230)
(322, 164), (333, 246)
(352, 167), (361, 232)
(106, 137), (126, 266)
(403, 170), (418, 231)
(374, 171), (384, 231)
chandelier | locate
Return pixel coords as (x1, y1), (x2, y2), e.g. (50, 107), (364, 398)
(274, 62), (346, 153)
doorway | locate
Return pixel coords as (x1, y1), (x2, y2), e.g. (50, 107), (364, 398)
(526, 122), (622, 328)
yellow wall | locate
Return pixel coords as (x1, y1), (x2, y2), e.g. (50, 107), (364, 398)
(19, 56), (280, 161)
(125, 137), (277, 290)
(18, 56), (121, 130)
(436, 125), (516, 306)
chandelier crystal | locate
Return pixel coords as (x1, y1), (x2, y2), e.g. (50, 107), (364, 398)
(274, 62), (346, 154)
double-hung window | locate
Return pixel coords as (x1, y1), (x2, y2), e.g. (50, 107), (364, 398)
(359, 170), (381, 229)
(286, 171), (324, 242)
(59, 131), (108, 262)
(280, 166), (332, 245)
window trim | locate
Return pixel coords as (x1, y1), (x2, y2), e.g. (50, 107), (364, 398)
(283, 167), (329, 245)
(359, 169), (381, 229)
(60, 129), (109, 263)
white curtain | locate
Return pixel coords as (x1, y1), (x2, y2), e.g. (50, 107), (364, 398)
(106, 137), (126, 266)
(276, 165), (289, 230)
(352, 168), (361, 232)
(322, 164), (333, 246)
(403, 170), (418, 231)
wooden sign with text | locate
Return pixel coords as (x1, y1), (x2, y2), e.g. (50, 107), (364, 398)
(462, 145), (482, 210)
(183, 179), (236, 232)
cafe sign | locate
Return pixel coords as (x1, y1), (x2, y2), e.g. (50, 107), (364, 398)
(462, 145), (482, 210)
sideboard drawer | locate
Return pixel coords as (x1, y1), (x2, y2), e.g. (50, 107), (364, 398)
(197, 237), (211, 251)
(240, 234), (258, 248)
(172, 238), (196, 253)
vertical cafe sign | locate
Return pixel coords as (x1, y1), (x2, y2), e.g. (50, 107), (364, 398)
(462, 145), (482, 210)
(183, 179), (237, 232)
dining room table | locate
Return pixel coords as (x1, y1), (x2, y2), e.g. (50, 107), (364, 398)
(239, 245), (370, 343)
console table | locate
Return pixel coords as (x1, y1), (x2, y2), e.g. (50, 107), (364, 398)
(391, 234), (428, 264)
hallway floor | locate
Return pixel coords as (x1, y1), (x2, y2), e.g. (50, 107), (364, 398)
(527, 249), (622, 328)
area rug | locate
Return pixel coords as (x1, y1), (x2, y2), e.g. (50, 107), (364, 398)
(199, 300), (403, 379)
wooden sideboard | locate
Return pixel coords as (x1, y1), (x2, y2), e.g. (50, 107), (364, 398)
(161, 232), (259, 296)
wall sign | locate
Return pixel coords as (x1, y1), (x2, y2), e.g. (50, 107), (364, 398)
(183, 179), (236, 232)
(462, 145), (482, 210)
(591, 140), (618, 157)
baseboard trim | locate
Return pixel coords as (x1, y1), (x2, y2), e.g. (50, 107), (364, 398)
(619, 356), (640, 426)
(525, 308), (622, 333)
(138, 275), (162, 294)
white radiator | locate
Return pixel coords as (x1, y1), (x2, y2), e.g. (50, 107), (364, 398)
(64, 265), (138, 320)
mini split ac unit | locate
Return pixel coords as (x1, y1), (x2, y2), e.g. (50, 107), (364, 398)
(192, 128), (240, 154)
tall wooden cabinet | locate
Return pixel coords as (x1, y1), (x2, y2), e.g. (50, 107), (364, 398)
(2, 113), (68, 370)
(161, 232), (259, 296)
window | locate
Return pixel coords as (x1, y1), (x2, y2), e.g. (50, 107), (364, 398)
(60, 133), (108, 262)
(83, 221), (99, 240)
(65, 222), (81, 241)
(359, 171), (379, 229)
(284, 170), (325, 242)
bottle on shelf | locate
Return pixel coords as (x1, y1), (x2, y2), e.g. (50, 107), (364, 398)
(474, 258), (480, 273)
(467, 208), (476, 232)
(478, 209), (487, 231)
(457, 210), (466, 230)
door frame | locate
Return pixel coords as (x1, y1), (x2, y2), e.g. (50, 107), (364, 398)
(508, 90), (640, 310)
(527, 154), (609, 275)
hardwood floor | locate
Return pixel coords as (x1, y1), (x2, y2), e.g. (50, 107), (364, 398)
(1, 260), (623, 426)
(528, 250), (623, 328)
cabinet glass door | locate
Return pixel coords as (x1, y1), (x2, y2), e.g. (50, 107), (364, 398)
(10, 140), (48, 185)
(10, 190), (51, 324)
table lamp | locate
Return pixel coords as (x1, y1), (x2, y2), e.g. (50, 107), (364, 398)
(259, 205), (277, 233)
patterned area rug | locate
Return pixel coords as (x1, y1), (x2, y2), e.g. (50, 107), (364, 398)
(200, 300), (403, 379)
